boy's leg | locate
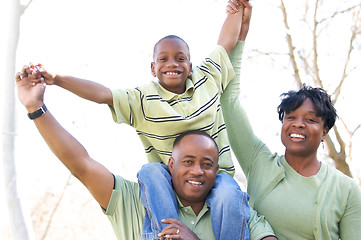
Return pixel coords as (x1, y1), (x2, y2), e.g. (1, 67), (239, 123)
(206, 173), (250, 240)
(138, 163), (179, 239)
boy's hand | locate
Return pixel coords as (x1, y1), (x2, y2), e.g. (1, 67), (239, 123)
(226, 0), (252, 41)
(226, 0), (242, 14)
(23, 63), (57, 86)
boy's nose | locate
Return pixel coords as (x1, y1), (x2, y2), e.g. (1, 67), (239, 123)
(167, 59), (178, 66)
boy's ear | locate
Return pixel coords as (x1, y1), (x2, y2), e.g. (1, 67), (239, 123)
(188, 62), (192, 77)
(151, 62), (156, 77)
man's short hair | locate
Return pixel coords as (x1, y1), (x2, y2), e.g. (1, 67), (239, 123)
(173, 130), (219, 153)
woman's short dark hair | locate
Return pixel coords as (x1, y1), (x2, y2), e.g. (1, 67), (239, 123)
(277, 85), (337, 130)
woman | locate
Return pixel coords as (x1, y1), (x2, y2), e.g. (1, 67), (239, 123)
(220, 70), (361, 238)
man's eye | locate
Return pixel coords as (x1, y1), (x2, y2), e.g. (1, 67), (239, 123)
(203, 163), (213, 169)
(183, 160), (192, 165)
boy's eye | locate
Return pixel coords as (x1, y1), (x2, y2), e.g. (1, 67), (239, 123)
(177, 57), (186, 61)
(159, 57), (167, 61)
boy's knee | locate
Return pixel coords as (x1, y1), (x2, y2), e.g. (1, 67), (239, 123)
(137, 163), (170, 180)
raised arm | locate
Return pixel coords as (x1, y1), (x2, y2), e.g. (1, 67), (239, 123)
(25, 63), (113, 106)
(16, 68), (114, 209)
(218, 0), (251, 54)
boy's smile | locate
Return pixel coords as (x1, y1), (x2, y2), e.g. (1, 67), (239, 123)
(151, 37), (192, 94)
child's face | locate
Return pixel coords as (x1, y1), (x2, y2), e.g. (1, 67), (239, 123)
(151, 38), (192, 94)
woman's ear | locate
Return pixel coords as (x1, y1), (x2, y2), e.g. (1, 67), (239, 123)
(321, 127), (329, 141)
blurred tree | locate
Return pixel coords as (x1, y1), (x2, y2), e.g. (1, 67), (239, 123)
(2, 0), (35, 239)
(270, 0), (361, 180)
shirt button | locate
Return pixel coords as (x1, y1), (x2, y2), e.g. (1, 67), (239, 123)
(191, 221), (195, 225)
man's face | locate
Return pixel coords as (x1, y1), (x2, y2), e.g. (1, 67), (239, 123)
(151, 38), (192, 94)
(168, 134), (219, 207)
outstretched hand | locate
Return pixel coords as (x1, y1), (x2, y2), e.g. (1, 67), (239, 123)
(15, 65), (46, 112)
(226, 0), (252, 41)
(158, 218), (200, 240)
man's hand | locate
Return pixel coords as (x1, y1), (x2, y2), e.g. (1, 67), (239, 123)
(22, 63), (57, 86)
(158, 218), (200, 240)
(15, 66), (46, 112)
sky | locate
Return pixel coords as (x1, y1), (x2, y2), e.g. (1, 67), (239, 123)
(1, 0), (360, 239)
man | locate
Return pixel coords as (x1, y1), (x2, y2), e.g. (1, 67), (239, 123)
(15, 71), (277, 239)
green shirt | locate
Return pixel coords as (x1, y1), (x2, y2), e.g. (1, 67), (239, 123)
(109, 44), (243, 176)
(104, 175), (275, 240)
(221, 62), (361, 239)
(104, 175), (215, 240)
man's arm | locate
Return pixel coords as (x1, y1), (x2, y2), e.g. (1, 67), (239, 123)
(25, 63), (113, 106)
(16, 69), (114, 210)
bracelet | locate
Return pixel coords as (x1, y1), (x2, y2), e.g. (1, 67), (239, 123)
(27, 104), (47, 120)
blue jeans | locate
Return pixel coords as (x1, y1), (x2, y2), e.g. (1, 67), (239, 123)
(137, 162), (250, 240)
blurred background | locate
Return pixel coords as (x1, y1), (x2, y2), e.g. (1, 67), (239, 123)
(1, 0), (360, 239)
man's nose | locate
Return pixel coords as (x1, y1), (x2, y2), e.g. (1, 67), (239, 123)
(190, 164), (204, 175)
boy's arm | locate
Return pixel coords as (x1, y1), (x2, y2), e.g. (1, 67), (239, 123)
(26, 64), (113, 106)
(218, 0), (248, 54)
(51, 74), (113, 106)
(227, 0), (252, 41)
(16, 69), (114, 210)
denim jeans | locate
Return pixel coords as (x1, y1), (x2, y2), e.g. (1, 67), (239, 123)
(138, 162), (250, 240)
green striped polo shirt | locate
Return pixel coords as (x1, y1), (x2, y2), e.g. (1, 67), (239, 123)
(109, 43), (244, 175)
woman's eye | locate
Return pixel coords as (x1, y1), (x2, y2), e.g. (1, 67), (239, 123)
(307, 118), (316, 123)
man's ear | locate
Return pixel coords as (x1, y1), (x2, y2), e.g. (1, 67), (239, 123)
(168, 157), (174, 175)
(151, 62), (156, 77)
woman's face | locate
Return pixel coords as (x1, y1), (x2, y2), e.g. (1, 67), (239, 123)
(281, 98), (328, 157)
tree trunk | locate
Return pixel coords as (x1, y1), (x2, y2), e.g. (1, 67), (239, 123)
(2, 0), (34, 239)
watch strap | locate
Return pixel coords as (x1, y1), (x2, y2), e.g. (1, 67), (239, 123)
(27, 104), (47, 120)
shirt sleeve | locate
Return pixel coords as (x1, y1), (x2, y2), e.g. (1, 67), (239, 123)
(197, 45), (236, 94)
(108, 87), (140, 126)
(248, 207), (276, 240)
(103, 175), (145, 240)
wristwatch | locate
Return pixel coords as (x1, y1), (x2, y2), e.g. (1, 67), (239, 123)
(27, 104), (47, 120)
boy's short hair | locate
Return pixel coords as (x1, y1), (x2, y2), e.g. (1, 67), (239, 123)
(153, 35), (190, 59)
(277, 85), (337, 130)
(173, 130), (219, 153)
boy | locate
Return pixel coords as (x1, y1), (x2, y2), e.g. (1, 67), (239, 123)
(25, 0), (252, 239)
